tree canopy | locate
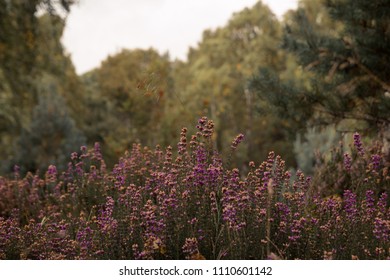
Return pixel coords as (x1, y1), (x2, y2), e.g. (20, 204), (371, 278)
(1, 0), (389, 175)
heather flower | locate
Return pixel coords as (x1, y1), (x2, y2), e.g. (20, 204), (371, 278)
(178, 127), (188, 155)
(288, 217), (307, 244)
(364, 190), (376, 218)
(377, 192), (388, 215)
(266, 151), (275, 170)
(97, 197), (118, 235)
(321, 196), (341, 215)
(0, 216), (21, 259)
(370, 154), (381, 171)
(292, 170), (309, 192)
(192, 145), (208, 187)
(45, 165), (57, 183)
(207, 164), (222, 188)
(0, 118), (389, 260)
(75, 161), (84, 176)
(273, 155), (285, 187)
(373, 217), (389, 242)
(343, 190), (358, 220)
(92, 142), (103, 161)
(80, 145), (87, 153)
(189, 134), (198, 150)
(70, 152), (78, 161)
(160, 186), (179, 219)
(141, 200), (165, 241)
(143, 235), (165, 258)
(343, 153), (352, 171)
(275, 202), (290, 233)
(221, 168), (247, 230)
(231, 133), (244, 150)
(198, 117), (207, 126)
(353, 132), (364, 156)
(112, 160), (128, 188)
(132, 244), (142, 260)
(76, 226), (93, 259)
(196, 117), (214, 138)
(182, 237), (204, 260)
(164, 146), (173, 167)
(209, 191), (218, 213)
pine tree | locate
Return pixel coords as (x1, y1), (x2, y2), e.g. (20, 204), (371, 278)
(250, 0), (390, 135)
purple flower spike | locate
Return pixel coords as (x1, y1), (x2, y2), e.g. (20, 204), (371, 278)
(353, 132), (364, 156)
(231, 134), (245, 150)
(370, 154), (381, 171)
(343, 153), (352, 171)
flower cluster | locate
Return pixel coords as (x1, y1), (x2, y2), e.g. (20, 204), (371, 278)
(231, 134), (245, 150)
(0, 118), (388, 260)
(353, 132), (364, 156)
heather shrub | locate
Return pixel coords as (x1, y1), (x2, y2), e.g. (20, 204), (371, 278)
(0, 117), (388, 259)
(311, 132), (389, 199)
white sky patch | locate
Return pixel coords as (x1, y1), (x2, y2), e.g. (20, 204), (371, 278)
(62, 0), (298, 74)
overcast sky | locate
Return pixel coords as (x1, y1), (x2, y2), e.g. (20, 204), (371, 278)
(62, 0), (298, 74)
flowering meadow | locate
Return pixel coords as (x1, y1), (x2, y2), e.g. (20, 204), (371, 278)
(0, 117), (389, 260)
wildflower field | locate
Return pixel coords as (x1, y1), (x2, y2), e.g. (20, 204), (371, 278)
(0, 117), (389, 260)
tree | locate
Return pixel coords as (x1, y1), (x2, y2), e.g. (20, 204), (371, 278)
(172, 1), (297, 167)
(0, 0), (78, 173)
(15, 74), (85, 173)
(0, 0), (75, 115)
(250, 0), (390, 135)
(80, 48), (172, 162)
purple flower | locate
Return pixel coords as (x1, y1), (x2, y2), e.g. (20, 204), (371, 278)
(177, 127), (188, 155)
(377, 192), (388, 215)
(196, 117), (214, 138)
(275, 202), (290, 233)
(97, 197), (118, 235)
(47, 165), (57, 176)
(141, 200), (165, 238)
(46, 165), (58, 183)
(76, 226), (93, 259)
(343, 190), (358, 220)
(353, 132), (364, 156)
(231, 134), (244, 150)
(182, 237), (200, 259)
(364, 190), (375, 216)
(71, 152), (78, 161)
(373, 217), (389, 242)
(370, 154), (381, 171)
(343, 153), (352, 171)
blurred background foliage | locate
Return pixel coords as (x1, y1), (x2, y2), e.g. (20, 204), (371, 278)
(0, 0), (389, 178)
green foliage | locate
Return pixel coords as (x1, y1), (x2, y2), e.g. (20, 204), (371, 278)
(293, 126), (340, 174)
(0, 1), (80, 173)
(1, 0), (389, 183)
(171, 1), (297, 167)
(15, 75), (85, 173)
(251, 0), (390, 133)
(0, 0), (75, 114)
(80, 49), (172, 166)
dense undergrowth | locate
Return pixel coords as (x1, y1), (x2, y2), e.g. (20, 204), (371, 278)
(0, 117), (389, 260)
